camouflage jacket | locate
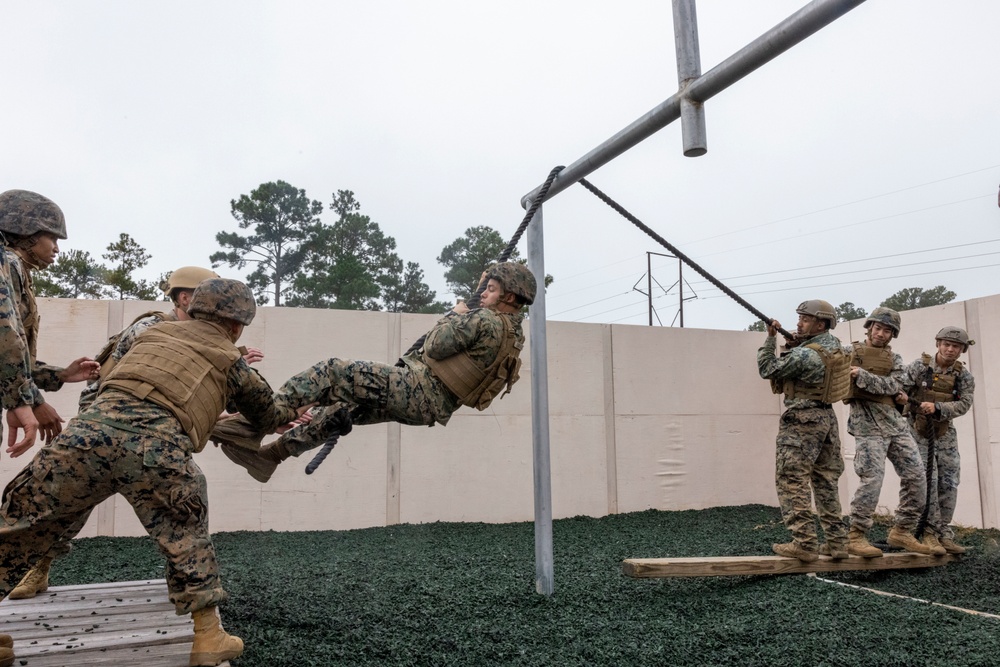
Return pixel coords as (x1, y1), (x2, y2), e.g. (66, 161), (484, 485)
(0, 245), (41, 409)
(843, 341), (909, 437)
(757, 331), (841, 410)
(6, 248), (65, 391)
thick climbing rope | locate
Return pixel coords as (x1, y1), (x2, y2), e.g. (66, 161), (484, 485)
(575, 176), (794, 340)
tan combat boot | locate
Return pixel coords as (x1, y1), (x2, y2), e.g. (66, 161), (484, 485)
(887, 526), (936, 554)
(0, 634), (14, 667)
(921, 533), (949, 556)
(818, 541), (849, 560)
(771, 542), (818, 562)
(847, 527), (883, 558)
(189, 606), (243, 666)
(9, 556), (53, 599)
(939, 537), (967, 555)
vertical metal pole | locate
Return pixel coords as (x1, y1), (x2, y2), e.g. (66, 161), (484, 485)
(678, 258), (684, 327)
(527, 203), (554, 596)
(673, 0), (706, 157)
(647, 252), (653, 326)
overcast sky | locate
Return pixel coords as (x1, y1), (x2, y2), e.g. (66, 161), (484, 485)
(4, 1), (998, 332)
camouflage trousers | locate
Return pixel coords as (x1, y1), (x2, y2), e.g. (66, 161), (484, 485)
(774, 407), (847, 550)
(913, 428), (961, 540)
(0, 420), (225, 614)
(275, 358), (457, 457)
(849, 432), (926, 532)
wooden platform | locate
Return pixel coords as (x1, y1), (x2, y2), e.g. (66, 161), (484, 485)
(623, 552), (959, 578)
(0, 579), (230, 666)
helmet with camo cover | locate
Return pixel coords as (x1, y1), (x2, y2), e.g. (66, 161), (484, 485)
(864, 307), (901, 338)
(0, 189), (67, 240)
(935, 326), (975, 352)
(160, 266), (220, 295)
(795, 299), (838, 330)
(187, 278), (256, 326)
(486, 262), (536, 306)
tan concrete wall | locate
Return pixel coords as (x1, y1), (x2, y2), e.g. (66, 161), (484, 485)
(0, 294), (995, 537)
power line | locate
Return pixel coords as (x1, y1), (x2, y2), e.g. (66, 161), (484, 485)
(683, 164), (1000, 247)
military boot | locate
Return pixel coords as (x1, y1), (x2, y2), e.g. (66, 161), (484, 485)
(887, 526), (936, 554)
(189, 606), (243, 666)
(818, 541), (849, 560)
(771, 542), (818, 562)
(221, 442), (283, 484)
(921, 533), (949, 556)
(847, 527), (882, 558)
(939, 537), (967, 555)
(8, 556), (53, 599)
(0, 634), (14, 667)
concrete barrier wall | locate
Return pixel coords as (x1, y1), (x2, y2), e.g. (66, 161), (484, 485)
(1, 294), (994, 537)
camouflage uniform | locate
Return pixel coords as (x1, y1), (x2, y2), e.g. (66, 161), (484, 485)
(25, 310), (180, 567)
(273, 307), (525, 457)
(901, 355), (975, 541)
(0, 323), (296, 614)
(844, 341), (926, 533)
(0, 247), (40, 411)
(757, 331), (848, 551)
(5, 249), (65, 390)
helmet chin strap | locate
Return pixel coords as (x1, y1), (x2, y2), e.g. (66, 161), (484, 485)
(14, 246), (47, 271)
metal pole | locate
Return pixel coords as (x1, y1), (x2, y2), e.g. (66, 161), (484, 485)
(678, 258), (684, 327)
(521, 0), (867, 207)
(527, 203), (554, 596)
(647, 252), (653, 326)
(673, 0), (706, 157)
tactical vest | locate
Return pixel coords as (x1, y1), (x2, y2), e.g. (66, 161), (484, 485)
(773, 342), (851, 404)
(844, 342), (895, 405)
(423, 313), (523, 411)
(100, 320), (241, 452)
(911, 353), (964, 437)
(95, 310), (177, 382)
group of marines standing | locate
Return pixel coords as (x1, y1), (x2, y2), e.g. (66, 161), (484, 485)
(758, 299), (975, 562)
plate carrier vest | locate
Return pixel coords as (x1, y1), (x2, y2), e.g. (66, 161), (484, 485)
(423, 313), (523, 411)
(100, 320), (241, 452)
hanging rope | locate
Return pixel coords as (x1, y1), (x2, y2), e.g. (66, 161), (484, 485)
(576, 177), (794, 340)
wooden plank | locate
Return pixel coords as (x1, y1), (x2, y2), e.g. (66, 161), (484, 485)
(0, 580), (230, 667)
(622, 552), (959, 578)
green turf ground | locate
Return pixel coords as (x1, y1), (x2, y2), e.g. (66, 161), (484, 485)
(50, 505), (1000, 666)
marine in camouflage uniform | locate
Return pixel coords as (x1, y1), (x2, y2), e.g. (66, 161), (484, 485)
(899, 326), (976, 555)
(0, 279), (291, 667)
(0, 189), (101, 446)
(221, 262), (536, 483)
(757, 300), (851, 562)
(8, 266), (221, 601)
(842, 308), (936, 557)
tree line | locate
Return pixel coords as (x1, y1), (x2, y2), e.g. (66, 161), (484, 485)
(745, 286), (958, 332)
(36, 180), (540, 314)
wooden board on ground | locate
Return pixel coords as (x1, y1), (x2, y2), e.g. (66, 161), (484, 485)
(0, 580), (231, 667)
(622, 552), (958, 578)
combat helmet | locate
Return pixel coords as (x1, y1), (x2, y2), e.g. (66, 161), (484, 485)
(935, 326), (975, 352)
(795, 299), (837, 330)
(864, 307), (901, 338)
(187, 278), (256, 326)
(486, 262), (537, 306)
(159, 266), (220, 296)
(0, 189), (67, 240)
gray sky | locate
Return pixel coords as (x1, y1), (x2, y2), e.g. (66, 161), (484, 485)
(5, 1), (999, 332)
